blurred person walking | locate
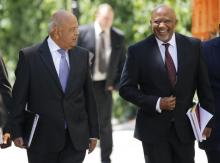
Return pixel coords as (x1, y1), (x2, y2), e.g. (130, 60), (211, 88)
(78, 3), (126, 163)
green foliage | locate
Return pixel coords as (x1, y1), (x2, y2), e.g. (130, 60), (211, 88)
(78, 0), (192, 121)
(0, 0), (56, 80)
(113, 92), (137, 122)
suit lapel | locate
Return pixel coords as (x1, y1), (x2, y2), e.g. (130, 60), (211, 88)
(38, 39), (63, 92)
(91, 25), (96, 54)
(150, 36), (167, 74)
(65, 48), (79, 96)
(108, 29), (118, 68)
(175, 33), (186, 91)
(89, 25), (96, 69)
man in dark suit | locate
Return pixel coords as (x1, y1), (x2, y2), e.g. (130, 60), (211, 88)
(200, 36), (220, 163)
(0, 56), (12, 148)
(77, 3), (125, 163)
(11, 10), (99, 163)
(119, 5), (214, 163)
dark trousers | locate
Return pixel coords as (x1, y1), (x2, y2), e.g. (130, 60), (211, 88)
(27, 131), (86, 163)
(142, 124), (195, 163)
(205, 149), (220, 163)
(93, 81), (113, 163)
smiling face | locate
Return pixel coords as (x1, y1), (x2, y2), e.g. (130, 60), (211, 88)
(150, 5), (177, 43)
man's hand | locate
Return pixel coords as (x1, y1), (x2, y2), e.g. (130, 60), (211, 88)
(202, 127), (212, 139)
(0, 133), (11, 148)
(13, 137), (26, 148)
(88, 139), (97, 154)
(160, 96), (176, 111)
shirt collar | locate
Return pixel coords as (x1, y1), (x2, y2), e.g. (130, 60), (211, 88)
(47, 36), (64, 52)
(94, 21), (110, 35)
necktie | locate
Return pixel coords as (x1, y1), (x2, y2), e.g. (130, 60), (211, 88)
(58, 49), (69, 92)
(98, 31), (106, 73)
(163, 43), (176, 88)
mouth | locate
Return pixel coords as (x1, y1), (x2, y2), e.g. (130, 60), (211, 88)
(157, 29), (168, 35)
(72, 38), (78, 41)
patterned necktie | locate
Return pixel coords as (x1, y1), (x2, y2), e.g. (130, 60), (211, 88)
(58, 49), (69, 92)
(163, 43), (176, 88)
(98, 31), (106, 73)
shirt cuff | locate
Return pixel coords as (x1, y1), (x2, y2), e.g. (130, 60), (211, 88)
(156, 97), (162, 113)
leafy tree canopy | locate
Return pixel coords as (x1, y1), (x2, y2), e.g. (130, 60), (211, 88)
(0, 0), (56, 79)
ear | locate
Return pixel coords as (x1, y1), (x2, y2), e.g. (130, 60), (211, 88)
(175, 19), (178, 26)
(54, 27), (60, 39)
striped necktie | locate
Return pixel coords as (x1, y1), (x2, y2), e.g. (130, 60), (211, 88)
(163, 43), (176, 88)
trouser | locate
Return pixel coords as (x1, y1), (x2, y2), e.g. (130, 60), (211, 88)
(93, 81), (113, 163)
(27, 131), (86, 163)
(142, 124), (195, 163)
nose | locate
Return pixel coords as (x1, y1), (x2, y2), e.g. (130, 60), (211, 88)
(158, 22), (167, 27)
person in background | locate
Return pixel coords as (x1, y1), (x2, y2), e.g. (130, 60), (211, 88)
(200, 35), (220, 163)
(119, 4), (214, 163)
(0, 56), (12, 149)
(11, 10), (99, 163)
(78, 3), (126, 163)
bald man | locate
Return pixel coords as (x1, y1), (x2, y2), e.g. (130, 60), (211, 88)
(78, 3), (126, 163)
(119, 5), (214, 163)
(11, 10), (99, 163)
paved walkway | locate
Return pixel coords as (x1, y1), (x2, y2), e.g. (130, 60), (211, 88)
(0, 120), (208, 163)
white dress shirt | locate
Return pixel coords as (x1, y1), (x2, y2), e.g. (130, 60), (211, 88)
(0, 128), (2, 144)
(47, 36), (70, 76)
(93, 21), (112, 81)
(155, 34), (178, 113)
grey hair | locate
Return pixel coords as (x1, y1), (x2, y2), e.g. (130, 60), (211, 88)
(48, 10), (66, 34)
(96, 3), (114, 15)
(48, 21), (55, 34)
(48, 17), (60, 34)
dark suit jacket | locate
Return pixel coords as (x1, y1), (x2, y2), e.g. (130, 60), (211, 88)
(200, 36), (220, 150)
(119, 33), (214, 144)
(0, 57), (12, 132)
(77, 24), (126, 89)
(12, 38), (99, 153)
